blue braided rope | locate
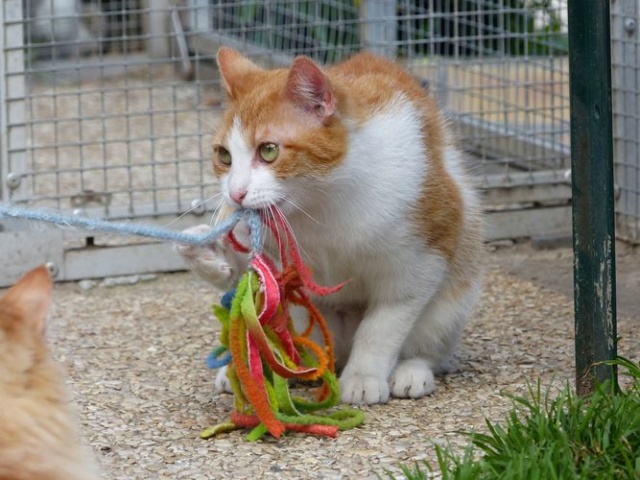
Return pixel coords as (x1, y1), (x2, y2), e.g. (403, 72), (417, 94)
(0, 204), (263, 251)
(207, 345), (232, 369)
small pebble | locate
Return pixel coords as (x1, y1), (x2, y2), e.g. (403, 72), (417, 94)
(99, 274), (158, 288)
(78, 279), (98, 290)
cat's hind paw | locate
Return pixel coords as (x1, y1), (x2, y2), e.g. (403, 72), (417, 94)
(214, 366), (233, 394)
(390, 358), (435, 399)
(339, 373), (390, 405)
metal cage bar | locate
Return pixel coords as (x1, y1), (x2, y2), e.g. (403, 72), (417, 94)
(612, 0), (640, 243)
(568, 0), (618, 395)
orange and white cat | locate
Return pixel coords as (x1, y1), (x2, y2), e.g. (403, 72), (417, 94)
(0, 267), (99, 480)
(177, 48), (483, 405)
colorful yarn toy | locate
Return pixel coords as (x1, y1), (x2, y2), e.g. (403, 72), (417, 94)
(202, 212), (364, 441)
(0, 203), (364, 440)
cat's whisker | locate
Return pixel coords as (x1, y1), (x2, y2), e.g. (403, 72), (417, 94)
(163, 192), (223, 228)
(206, 197), (227, 230)
(312, 183), (331, 198)
(273, 205), (311, 263)
(197, 117), (216, 130)
(277, 194), (322, 225)
(184, 115), (218, 132)
(258, 205), (276, 263)
(273, 205), (290, 268)
(307, 183), (333, 203)
(210, 197), (227, 227)
(266, 205), (284, 266)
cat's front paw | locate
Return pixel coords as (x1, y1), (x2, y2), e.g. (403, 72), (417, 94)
(174, 225), (236, 290)
(339, 373), (390, 405)
(214, 365), (232, 394)
(390, 358), (435, 399)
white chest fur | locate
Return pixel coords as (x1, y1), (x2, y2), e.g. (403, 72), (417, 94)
(285, 97), (447, 304)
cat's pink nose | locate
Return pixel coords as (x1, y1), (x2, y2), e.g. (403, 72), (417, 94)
(230, 189), (247, 205)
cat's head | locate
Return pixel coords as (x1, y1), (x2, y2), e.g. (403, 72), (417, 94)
(0, 266), (53, 390)
(212, 48), (349, 213)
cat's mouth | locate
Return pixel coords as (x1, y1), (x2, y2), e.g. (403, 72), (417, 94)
(235, 195), (289, 214)
(254, 199), (289, 216)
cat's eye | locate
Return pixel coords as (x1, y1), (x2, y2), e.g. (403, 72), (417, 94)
(216, 146), (232, 166)
(259, 143), (279, 163)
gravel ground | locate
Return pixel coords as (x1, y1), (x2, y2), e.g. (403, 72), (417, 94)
(42, 257), (639, 480)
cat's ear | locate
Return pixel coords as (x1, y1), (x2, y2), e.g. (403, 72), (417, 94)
(285, 56), (335, 118)
(217, 47), (262, 99)
(1, 266), (52, 335)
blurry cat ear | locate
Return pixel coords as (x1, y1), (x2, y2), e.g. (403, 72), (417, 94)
(285, 56), (335, 118)
(2, 266), (52, 335)
(216, 47), (262, 99)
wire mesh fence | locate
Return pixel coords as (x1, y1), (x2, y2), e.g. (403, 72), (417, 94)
(189, 0), (572, 177)
(1, 0), (573, 222)
(2, 0), (220, 219)
(612, 0), (640, 243)
(13, 0), (640, 284)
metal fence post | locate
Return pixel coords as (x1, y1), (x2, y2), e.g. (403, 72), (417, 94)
(143, 0), (172, 58)
(0, 0), (27, 204)
(568, 0), (618, 395)
(0, 4), (4, 204)
(612, 0), (640, 242)
(359, 0), (397, 57)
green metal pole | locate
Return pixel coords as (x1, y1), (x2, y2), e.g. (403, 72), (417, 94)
(568, 0), (618, 395)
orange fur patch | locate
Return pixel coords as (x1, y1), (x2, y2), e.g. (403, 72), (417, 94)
(0, 267), (99, 480)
